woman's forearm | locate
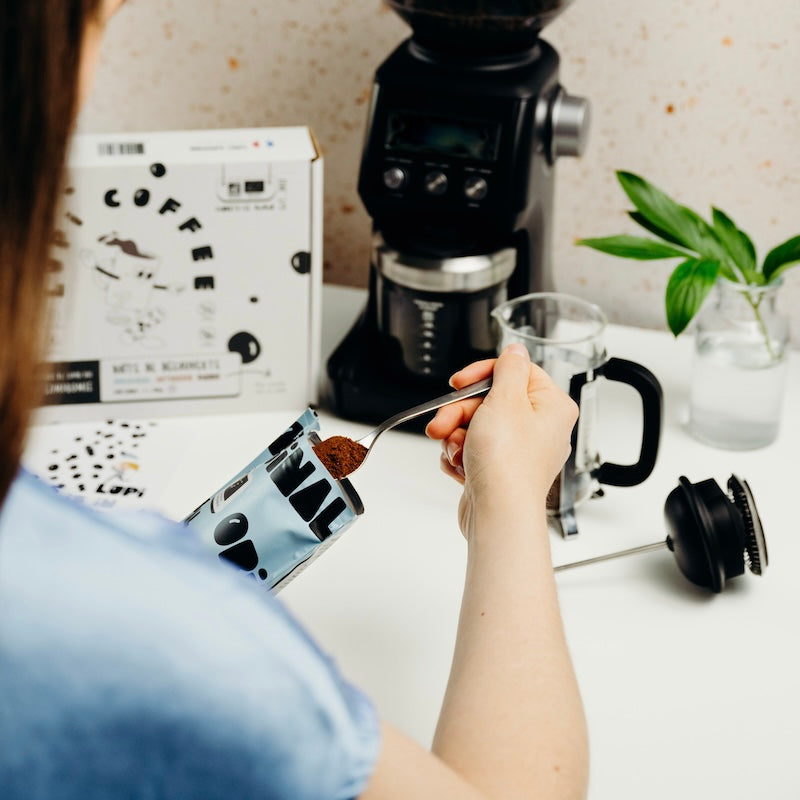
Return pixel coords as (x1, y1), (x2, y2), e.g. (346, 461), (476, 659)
(431, 494), (589, 800)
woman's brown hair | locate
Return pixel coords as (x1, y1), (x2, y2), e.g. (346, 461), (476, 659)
(0, 0), (102, 504)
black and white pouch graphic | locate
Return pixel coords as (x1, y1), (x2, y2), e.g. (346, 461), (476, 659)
(184, 408), (364, 592)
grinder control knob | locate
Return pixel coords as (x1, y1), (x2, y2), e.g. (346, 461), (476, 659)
(463, 175), (489, 201)
(424, 170), (448, 196)
(549, 89), (591, 160)
(383, 166), (408, 191)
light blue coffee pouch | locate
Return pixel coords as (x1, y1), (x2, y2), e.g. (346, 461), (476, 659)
(184, 408), (363, 591)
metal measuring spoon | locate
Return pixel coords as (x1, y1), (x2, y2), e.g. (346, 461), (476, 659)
(314, 377), (493, 479)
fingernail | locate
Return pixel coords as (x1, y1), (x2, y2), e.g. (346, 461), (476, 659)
(505, 342), (530, 359)
(446, 441), (461, 466)
(455, 465), (465, 478)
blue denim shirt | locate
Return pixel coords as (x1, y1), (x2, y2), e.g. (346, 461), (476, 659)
(0, 470), (380, 799)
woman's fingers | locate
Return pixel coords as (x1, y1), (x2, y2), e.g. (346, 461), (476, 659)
(439, 453), (466, 485)
(448, 358), (496, 390)
(480, 343), (532, 406)
(426, 358), (504, 440)
(442, 427), (467, 468)
(425, 397), (483, 440)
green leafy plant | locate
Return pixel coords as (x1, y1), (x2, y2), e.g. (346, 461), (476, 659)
(576, 171), (800, 338)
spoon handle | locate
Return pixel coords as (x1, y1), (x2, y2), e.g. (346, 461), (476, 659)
(362, 377), (493, 447)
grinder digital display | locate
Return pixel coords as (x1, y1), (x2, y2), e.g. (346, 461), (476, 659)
(385, 111), (501, 162)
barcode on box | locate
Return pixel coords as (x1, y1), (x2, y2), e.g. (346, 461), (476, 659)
(97, 142), (145, 156)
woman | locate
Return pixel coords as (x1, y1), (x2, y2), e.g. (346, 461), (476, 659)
(0, 2), (588, 798)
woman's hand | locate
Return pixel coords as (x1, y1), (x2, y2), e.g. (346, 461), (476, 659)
(425, 343), (578, 536)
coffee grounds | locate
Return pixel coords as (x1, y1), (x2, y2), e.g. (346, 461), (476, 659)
(313, 436), (367, 480)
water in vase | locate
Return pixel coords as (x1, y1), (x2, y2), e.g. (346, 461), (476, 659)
(689, 335), (788, 449)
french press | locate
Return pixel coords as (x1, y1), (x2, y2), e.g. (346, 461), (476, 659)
(492, 292), (662, 536)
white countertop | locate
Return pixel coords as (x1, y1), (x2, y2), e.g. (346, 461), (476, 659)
(27, 285), (800, 799)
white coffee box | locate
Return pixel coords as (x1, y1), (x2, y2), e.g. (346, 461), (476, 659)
(39, 127), (323, 422)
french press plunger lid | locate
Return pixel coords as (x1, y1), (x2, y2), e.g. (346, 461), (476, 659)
(554, 474), (768, 593)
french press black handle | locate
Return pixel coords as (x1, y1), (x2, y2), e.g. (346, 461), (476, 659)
(569, 356), (663, 488)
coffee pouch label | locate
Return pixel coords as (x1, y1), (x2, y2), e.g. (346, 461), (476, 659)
(184, 408), (363, 591)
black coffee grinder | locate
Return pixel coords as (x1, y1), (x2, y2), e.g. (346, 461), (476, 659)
(327, 0), (590, 426)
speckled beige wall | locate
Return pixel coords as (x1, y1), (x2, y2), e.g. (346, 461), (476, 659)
(79, 0), (800, 344)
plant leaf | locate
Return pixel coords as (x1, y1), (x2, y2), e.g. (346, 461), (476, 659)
(576, 235), (689, 260)
(711, 207), (758, 282)
(762, 235), (800, 282)
(616, 172), (727, 262)
(628, 211), (686, 247)
(711, 208), (764, 284)
(665, 258), (720, 336)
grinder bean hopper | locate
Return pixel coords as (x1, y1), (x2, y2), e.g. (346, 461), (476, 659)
(327, 0), (590, 427)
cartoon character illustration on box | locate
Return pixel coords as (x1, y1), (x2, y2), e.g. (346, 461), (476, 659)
(81, 232), (185, 348)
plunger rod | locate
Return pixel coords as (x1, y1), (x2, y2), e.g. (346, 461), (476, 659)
(553, 540), (666, 572)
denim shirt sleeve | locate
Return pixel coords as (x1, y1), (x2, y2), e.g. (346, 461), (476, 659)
(0, 471), (381, 800)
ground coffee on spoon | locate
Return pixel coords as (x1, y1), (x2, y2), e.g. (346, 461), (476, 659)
(313, 436), (367, 480)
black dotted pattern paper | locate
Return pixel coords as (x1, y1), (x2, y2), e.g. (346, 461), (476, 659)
(28, 419), (159, 509)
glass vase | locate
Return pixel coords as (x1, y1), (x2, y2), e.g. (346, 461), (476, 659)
(689, 277), (789, 449)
